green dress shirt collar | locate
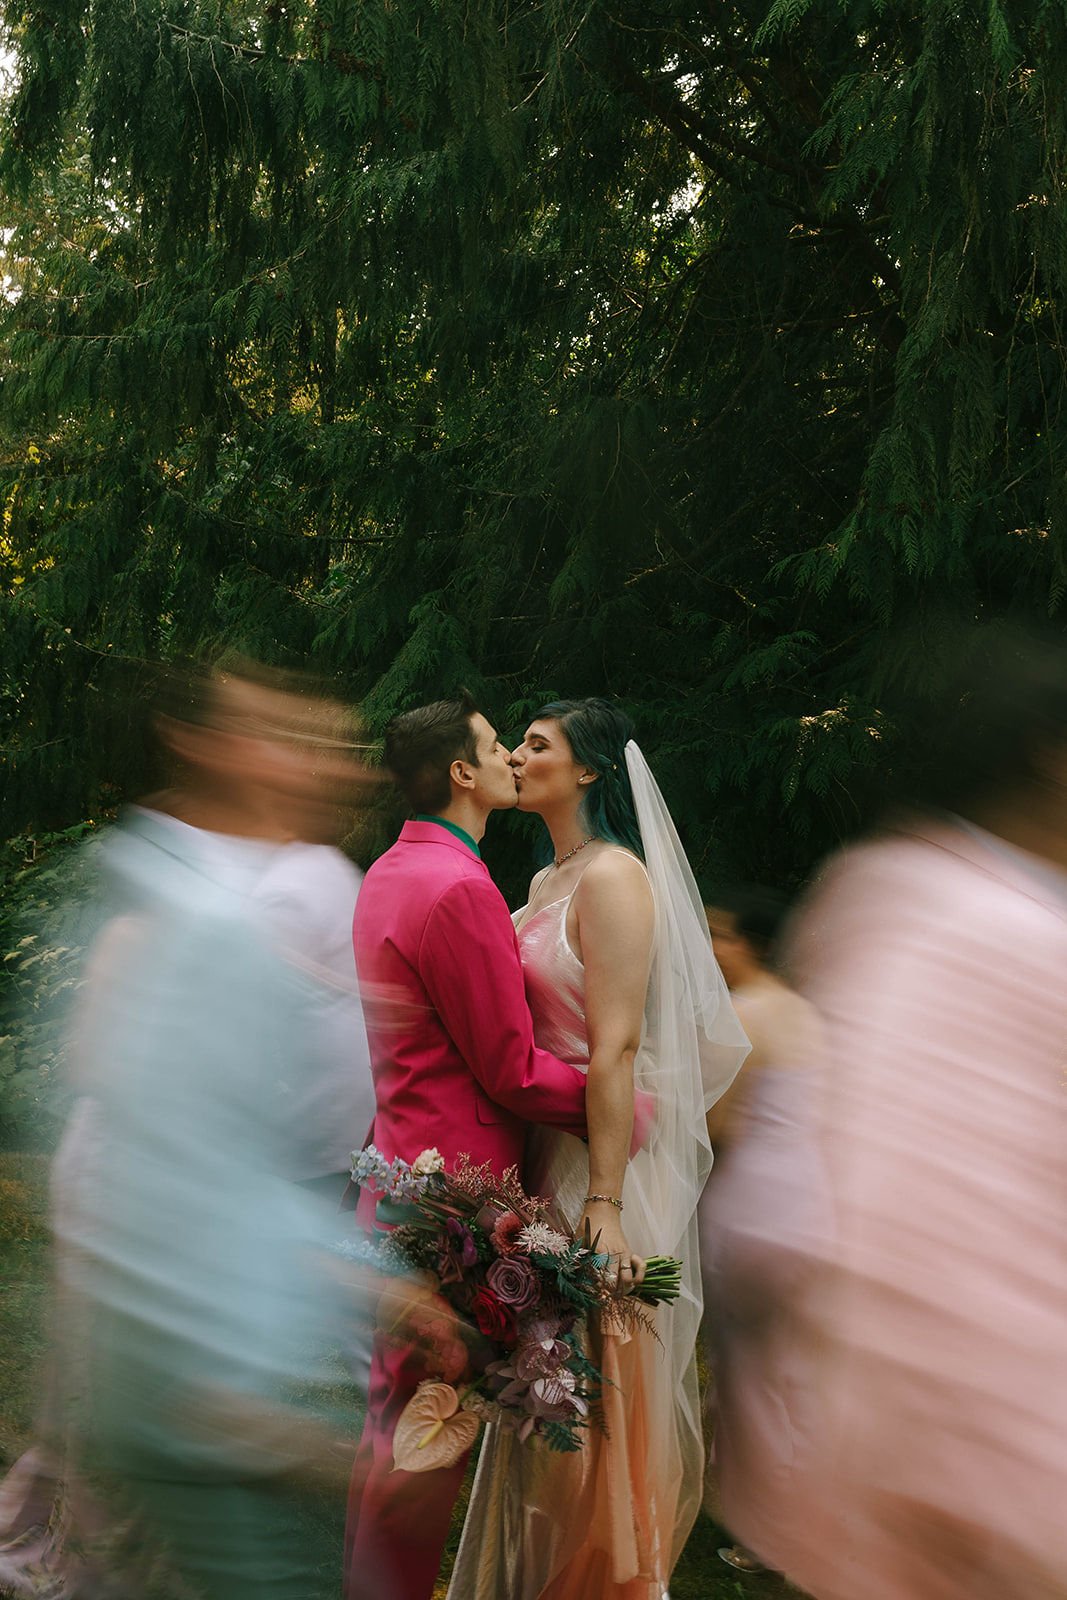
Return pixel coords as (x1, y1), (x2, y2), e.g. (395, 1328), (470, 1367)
(414, 815), (482, 859)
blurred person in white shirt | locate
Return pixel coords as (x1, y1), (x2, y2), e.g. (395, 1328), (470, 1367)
(0, 659), (379, 1600)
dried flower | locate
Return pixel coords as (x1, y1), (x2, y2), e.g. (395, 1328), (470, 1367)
(349, 1144), (427, 1203)
(517, 1222), (570, 1257)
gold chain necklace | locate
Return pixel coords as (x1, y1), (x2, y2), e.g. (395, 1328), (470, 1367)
(554, 835), (595, 869)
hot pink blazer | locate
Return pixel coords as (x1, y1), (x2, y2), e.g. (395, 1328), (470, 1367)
(352, 821), (588, 1221)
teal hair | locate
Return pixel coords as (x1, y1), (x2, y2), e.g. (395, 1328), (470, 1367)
(533, 698), (644, 861)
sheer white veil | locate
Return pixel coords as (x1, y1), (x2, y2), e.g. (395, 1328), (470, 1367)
(623, 739), (750, 1564)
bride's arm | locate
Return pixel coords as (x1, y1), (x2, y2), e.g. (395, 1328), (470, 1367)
(574, 853), (655, 1292)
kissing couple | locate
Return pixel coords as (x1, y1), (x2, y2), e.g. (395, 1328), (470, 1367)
(343, 693), (749, 1600)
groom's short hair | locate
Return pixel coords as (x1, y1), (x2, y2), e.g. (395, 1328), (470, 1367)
(384, 691), (481, 812)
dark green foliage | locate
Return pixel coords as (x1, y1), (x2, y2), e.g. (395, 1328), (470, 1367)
(3, 0), (1067, 893)
(0, 825), (100, 1139)
(540, 1418), (587, 1453)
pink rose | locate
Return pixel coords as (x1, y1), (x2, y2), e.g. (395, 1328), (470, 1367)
(486, 1256), (540, 1312)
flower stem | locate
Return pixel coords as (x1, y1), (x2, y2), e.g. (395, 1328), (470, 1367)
(634, 1255), (683, 1305)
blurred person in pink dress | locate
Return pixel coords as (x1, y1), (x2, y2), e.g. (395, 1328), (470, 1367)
(699, 888), (826, 1579)
(784, 627), (1067, 1600)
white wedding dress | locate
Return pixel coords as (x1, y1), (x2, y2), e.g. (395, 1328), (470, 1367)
(447, 747), (749, 1599)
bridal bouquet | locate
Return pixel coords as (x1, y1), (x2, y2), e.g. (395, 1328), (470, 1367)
(345, 1145), (680, 1471)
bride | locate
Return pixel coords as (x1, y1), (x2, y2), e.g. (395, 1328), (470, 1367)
(448, 698), (749, 1599)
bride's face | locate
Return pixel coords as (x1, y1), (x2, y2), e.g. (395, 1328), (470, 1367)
(510, 719), (591, 814)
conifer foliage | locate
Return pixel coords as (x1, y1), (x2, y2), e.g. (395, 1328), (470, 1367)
(2, 1), (1067, 885)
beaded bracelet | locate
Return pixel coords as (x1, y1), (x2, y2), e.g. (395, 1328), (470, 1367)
(585, 1193), (624, 1210)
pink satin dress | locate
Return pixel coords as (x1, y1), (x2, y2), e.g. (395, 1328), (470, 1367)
(447, 889), (692, 1599)
(699, 1064), (828, 1573)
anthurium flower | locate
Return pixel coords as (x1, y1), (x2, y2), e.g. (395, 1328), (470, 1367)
(392, 1381), (480, 1472)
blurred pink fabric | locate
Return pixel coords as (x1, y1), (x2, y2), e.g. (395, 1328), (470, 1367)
(699, 1065), (828, 1575)
(786, 820), (1067, 1600)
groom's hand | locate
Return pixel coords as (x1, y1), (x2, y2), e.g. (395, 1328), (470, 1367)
(628, 1089), (655, 1158)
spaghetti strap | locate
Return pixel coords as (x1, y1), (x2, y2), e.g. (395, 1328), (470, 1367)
(515, 846), (648, 936)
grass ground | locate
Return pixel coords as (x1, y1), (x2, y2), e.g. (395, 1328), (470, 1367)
(0, 1152), (50, 1465)
(0, 1152), (785, 1599)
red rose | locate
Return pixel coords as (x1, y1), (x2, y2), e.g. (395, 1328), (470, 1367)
(471, 1285), (518, 1346)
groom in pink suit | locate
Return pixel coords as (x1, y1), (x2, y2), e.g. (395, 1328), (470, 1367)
(343, 694), (591, 1600)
